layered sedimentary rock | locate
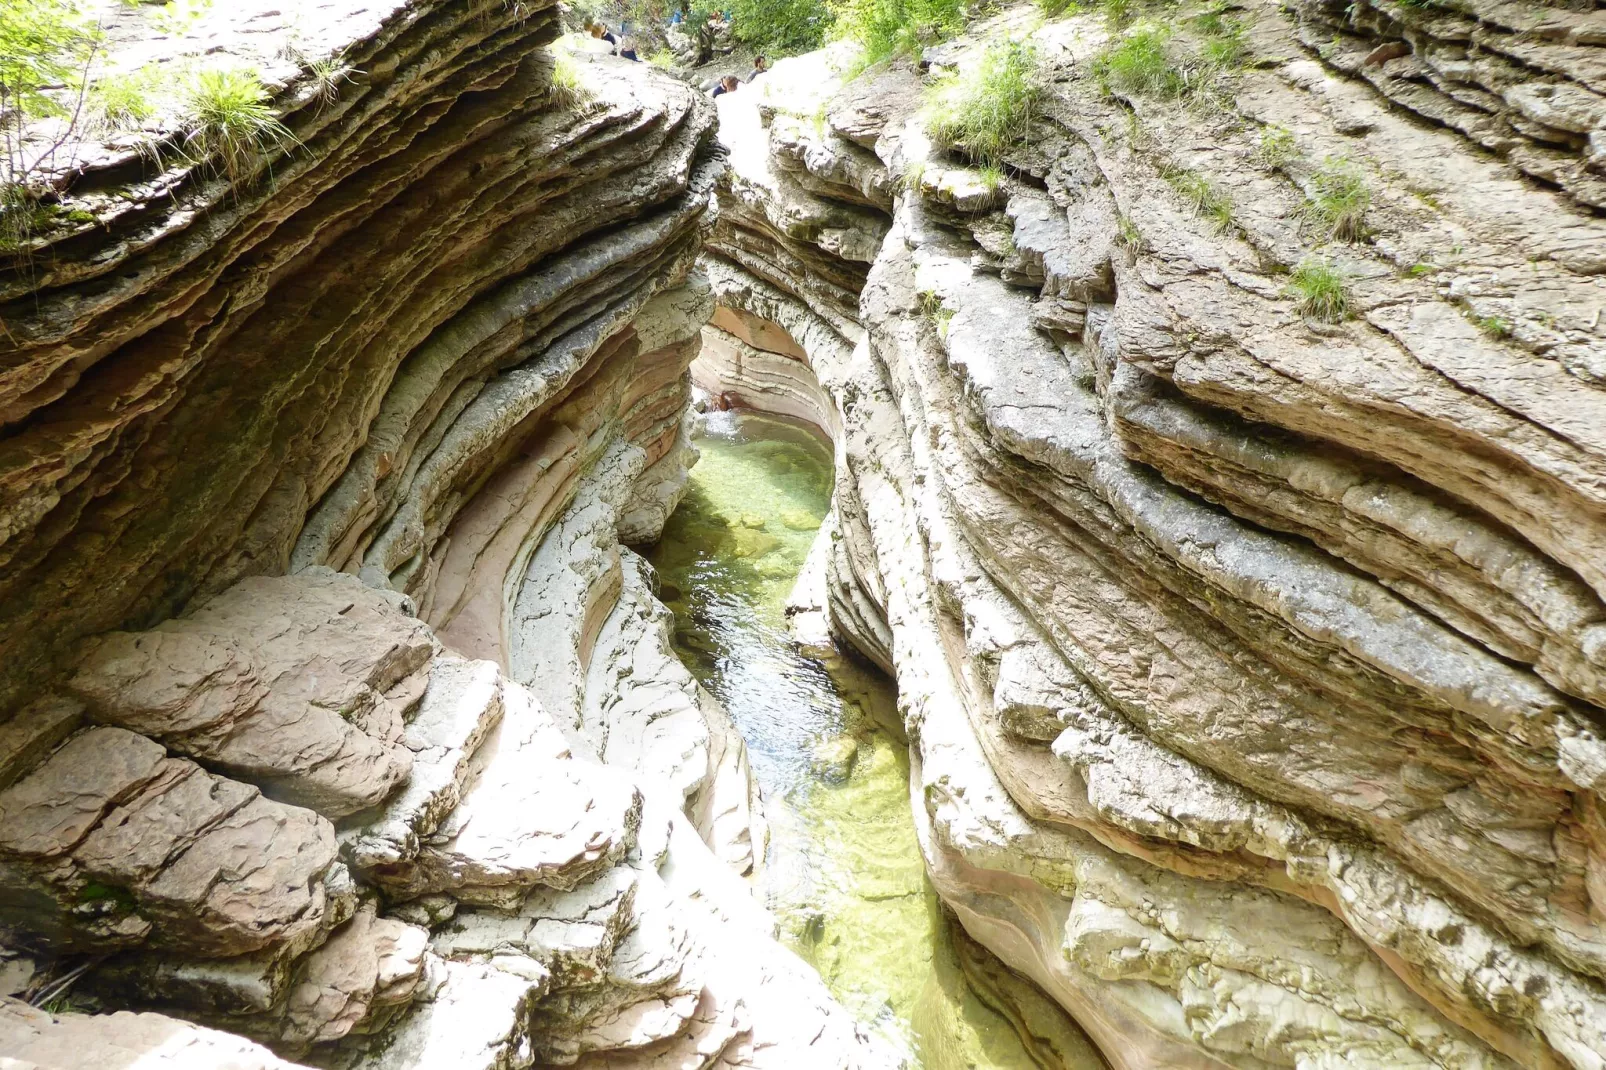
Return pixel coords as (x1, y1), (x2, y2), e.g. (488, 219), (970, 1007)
(705, 10), (1606, 1066)
(0, 2), (889, 1066)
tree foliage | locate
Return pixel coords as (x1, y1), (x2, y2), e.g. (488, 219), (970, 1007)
(690, 0), (831, 56)
(1, 0), (99, 249)
(830, 0), (965, 64)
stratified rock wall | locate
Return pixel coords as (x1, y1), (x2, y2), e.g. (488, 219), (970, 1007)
(0, 3), (892, 1067)
(704, 9), (1606, 1067)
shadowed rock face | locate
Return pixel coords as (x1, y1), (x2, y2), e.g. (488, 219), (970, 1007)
(0, 2), (898, 1067)
(704, 10), (1606, 1068)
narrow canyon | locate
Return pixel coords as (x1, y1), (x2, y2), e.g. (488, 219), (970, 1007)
(1, 0), (1604, 1067)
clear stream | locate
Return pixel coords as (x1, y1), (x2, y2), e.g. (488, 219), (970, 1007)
(646, 411), (1062, 1068)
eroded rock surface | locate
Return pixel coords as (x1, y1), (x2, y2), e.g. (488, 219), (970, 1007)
(0, 1), (892, 1066)
(705, 13), (1606, 1068)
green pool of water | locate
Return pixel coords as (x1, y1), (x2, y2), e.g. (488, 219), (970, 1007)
(646, 411), (1068, 1068)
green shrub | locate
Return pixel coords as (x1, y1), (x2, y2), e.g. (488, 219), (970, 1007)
(831, 0), (966, 65)
(1288, 257), (1349, 322)
(924, 39), (1040, 169)
(648, 47), (676, 68)
(1095, 25), (1185, 98)
(179, 67), (293, 181)
(1304, 155), (1369, 241)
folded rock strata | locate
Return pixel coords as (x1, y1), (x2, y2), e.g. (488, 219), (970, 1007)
(0, 1), (891, 1066)
(703, 12), (1606, 1068)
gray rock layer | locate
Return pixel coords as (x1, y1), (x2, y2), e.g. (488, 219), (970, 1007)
(0, 2), (891, 1067)
(703, 13), (1606, 1069)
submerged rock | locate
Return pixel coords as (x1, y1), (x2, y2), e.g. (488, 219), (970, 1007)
(810, 736), (861, 784)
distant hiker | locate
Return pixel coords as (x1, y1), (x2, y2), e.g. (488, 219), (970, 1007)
(712, 75), (739, 98)
(747, 54), (768, 82)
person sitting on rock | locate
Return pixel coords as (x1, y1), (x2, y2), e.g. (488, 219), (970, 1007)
(712, 74), (739, 98)
(589, 22), (619, 52)
(746, 54), (768, 81)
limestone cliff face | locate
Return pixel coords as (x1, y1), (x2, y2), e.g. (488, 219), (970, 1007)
(702, 6), (1606, 1065)
(0, 3), (887, 1066)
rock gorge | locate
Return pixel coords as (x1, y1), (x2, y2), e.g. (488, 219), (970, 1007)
(2, 0), (1606, 1068)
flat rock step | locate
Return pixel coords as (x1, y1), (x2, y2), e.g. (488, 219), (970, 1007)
(0, 996), (309, 1069)
(341, 655), (505, 876)
(362, 679), (642, 908)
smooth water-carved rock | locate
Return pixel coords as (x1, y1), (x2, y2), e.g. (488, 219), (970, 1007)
(0, 0), (896, 1064)
(705, 11), (1606, 1067)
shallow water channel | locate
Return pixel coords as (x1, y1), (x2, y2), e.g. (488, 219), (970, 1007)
(646, 411), (1069, 1068)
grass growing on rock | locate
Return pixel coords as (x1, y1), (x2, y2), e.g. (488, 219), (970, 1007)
(1288, 257), (1350, 322)
(1094, 10), (1249, 102)
(1116, 211), (1144, 253)
(924, 39), (1040, 169)
(549, 53), (595, 110)
(1257, 123), (1296, 168)
(1095, 26), (1184, 97)
(301, 52), (357, 110)
(1162, 163), (1233, 231)
(1304, 155), (1370, 241)
(88, 68), (158, 133)
(179, 67), (293, 181)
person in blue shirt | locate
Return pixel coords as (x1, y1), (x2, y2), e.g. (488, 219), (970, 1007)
(712, 75), (739, 97)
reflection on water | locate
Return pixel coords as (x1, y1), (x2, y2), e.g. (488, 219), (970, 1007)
(646, 411), (1059, 1068)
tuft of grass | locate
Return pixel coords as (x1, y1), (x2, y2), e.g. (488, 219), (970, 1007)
(1195, 8), (1248, 68)
(978, 164), (1004, 190)
(1116, 211), (1143, 253)
(178, 67), (293, 181)
(88, 68), (158, 133)
(1288, 257), (1350, 322)
(1095, 26), (1186, 98)
(898, 157), (927, 193)
(923, 39), (1041, 169)
(1257, 123), (1296, 169)
(1036, 0), (1080, 16)
(303, 53), (357, 109)
(549, 53), (594, 110)
(1407, 261), (1438, 277)
(1304, 155), (1369, 241)
(648, 48), (676, 69)
(1163, 163), (1234, 232)
(1474, 314), (1512, 338)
